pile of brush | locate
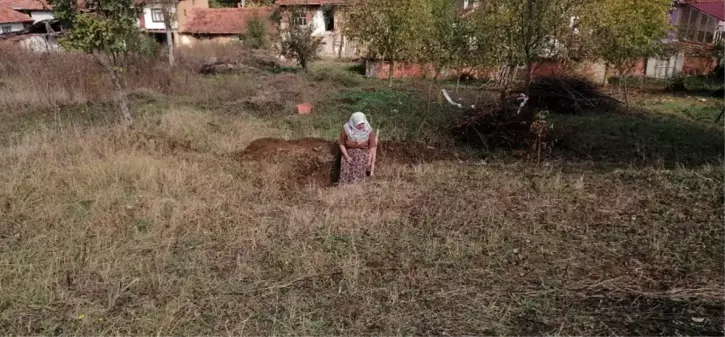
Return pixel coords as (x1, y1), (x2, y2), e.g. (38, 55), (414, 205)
(526, 76), (622, 114)
(451, 98), (536, 150)
(452, 76), (620, 150)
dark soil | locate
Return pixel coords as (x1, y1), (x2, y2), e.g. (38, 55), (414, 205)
(237, 137), (338, 161)
(234, 137), (466, 189)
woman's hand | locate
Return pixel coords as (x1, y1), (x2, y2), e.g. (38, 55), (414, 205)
(339, 144), (351, 163)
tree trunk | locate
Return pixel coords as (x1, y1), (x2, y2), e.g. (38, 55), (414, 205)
(111, 71), (133, 127)
(94, 54), (133, 127)
(166, 30), (175, 67)
(426, 78), (433, 113)
(623, 74), (629, 110)
(337, 34), (344, 59)
(456, 72), (462, 94)
(524, 62), (533, 95)
(388, 59), (394, 88)
(715, 108), (724, 124)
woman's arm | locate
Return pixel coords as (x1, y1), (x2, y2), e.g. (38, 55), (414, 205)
(338, 130), (351, 162)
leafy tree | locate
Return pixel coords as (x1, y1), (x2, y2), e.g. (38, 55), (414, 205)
(420, 0), (492, 91)
(345, 0), (430, 87)
(277, 8), (322, 71)
(449, 15), (485, 91)
(50, 0), (142, 127)
(471, 0), (583, 93)
(581, 0), (672, 107)
(418, 0), (455, 80)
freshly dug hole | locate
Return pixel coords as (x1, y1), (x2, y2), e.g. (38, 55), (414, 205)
(234, 138), (465, 189)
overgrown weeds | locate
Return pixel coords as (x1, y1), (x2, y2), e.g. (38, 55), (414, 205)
(0, 43), (278, 114)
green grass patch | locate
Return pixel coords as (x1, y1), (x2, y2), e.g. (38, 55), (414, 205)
(284, 86), (467, 144)
(551, 109), (724, 167)
(636, 96), (723, 124)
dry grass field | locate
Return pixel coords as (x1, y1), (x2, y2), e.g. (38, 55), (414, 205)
(1, 44), (723, 335)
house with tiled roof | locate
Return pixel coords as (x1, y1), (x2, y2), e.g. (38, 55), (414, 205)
(0, 0), (53, 24)
(0, 0), (54, 35)
(644, 0), (724, 78)
(671, 0), (724, 44)
(177, 6), (273, 45)
(0, 0), (60, 53)
(275, 0), (359, 57)
(0, 5), (32, 34)
(137, 0), (210, 44)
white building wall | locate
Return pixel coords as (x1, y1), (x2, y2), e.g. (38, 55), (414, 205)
(0, 23), (25, 34)
(143, 5), (172, 30)
(29, 11), (53, 23)
(645, 53), (685, 79)
(311, 9), (325, 35)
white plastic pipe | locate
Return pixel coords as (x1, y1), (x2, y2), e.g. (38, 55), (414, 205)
(441, 89), (462, 108)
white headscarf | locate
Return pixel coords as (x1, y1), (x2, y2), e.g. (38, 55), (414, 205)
(343, 112), (372, 142)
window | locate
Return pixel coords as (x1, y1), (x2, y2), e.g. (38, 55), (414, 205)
(151, 8), (164, 23)
(678, 7), (718, 44)
(1, 25), (10, 34)
(293, 12), (307, 26)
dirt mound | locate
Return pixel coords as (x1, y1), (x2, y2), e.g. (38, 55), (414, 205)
(198, 49), (281, 75)
(238, 137), (337, 160)
(235, 138), (464, 189)
(378, 141), (467, 164)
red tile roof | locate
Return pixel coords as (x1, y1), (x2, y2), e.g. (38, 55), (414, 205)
(0, 6), (32, 23)
(181, 7), (273, 35)
(689, 0), (725, 21)
(275, 0), (348, 5)
(0, 0), (49, 11)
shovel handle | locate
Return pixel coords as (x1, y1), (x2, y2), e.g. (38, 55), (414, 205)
(369, 129), (379, 176)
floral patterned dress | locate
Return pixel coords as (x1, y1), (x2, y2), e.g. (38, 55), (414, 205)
(338, 130), (377, 185)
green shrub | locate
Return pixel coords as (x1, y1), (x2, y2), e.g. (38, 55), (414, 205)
(136, 33), (162, 57)
(242, 15), (268, 49)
